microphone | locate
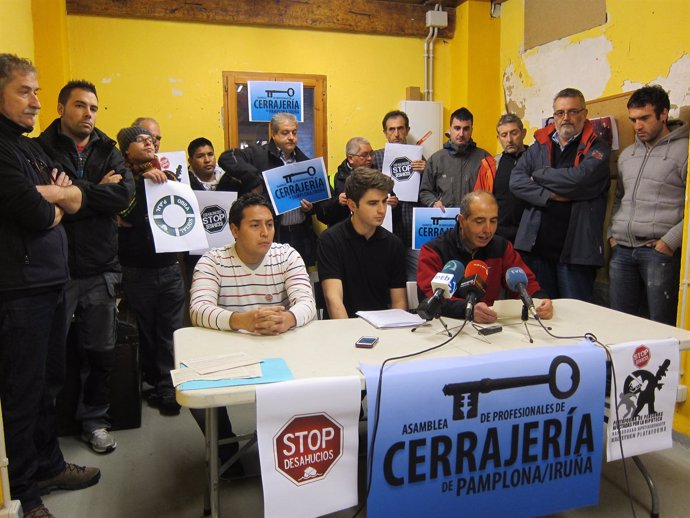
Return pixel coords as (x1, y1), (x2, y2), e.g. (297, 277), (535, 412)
(458, 260), (489, 321)
(505, 267), (537, 318)
(417, 260), (464, 321)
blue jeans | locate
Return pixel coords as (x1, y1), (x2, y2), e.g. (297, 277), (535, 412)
(523, 254), (597, 302)
(609, 245), (680, 325)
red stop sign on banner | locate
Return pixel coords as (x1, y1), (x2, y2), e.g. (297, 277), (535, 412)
(633, 345), (650, 368)
(274, 413), (343, 485)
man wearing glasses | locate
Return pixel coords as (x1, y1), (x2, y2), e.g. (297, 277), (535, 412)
(116, 126), (185, 417)
(510, 88), (610, 302)
(316, 136), (374, 226)
(132, 116), (162, 153)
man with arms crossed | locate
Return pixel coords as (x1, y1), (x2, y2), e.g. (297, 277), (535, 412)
(418, 191), (552, 323)
(317, 168), (407, 318)
(474, 113), (528, 243)
(510, 88), (610, 301)
(37, 80), (134, 454)
(0, 54), (99, 518)
(608, 85), (688, 325)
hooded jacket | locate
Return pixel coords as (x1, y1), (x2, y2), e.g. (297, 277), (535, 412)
(609, 119), (688, 251)
(419, 139), (490, 208)
(510, 120), (611, 266)
(0, 114), (71, 291)
(37, 118), (134, 277)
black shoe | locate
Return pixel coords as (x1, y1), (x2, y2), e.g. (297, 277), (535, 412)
(146, 390), (181, 416)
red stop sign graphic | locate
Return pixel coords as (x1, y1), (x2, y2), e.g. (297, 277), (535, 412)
(633, 345), (650, 368)
(274, 413), (343, 485)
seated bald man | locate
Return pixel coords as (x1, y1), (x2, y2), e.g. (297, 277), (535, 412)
(418, 190), (553, 323)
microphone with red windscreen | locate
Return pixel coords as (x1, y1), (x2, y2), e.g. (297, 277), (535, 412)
(457, 260), (489, 321)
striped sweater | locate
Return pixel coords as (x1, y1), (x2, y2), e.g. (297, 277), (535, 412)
(190, 242), (316, 331)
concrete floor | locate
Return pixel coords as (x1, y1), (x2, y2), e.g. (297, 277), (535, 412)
(44, 402), (690, 518)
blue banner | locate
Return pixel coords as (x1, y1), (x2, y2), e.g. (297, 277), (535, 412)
(412, 207), (460, 250)
(362, 343), (605, 517)
(248, 81), (304, 122)
(262, 158), (330, 215)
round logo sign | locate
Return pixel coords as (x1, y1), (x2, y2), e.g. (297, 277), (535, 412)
(152, 195), (196, 237)
(273, 413), (343, 486)
(201, 204), (228, 234)
(633, 345), (650, 368)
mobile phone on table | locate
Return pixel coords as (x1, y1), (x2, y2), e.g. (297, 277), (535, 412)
(355, 336), (379, 348)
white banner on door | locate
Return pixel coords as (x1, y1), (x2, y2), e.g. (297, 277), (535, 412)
(256, 376), (361, 518)
(144, 179), (208, 253)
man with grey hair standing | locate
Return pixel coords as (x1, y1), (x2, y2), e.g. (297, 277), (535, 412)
(510, 88), (610, 302)
(218, 112), (317, 267)
(474, 113), (528, 243)
(316, 136), (373, 226)
(0, 54), (99, 518)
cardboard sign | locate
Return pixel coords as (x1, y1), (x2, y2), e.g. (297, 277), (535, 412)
(412, 207), (460, 249)
(144, 179), (208, 253)
(248, 81), (304, 122)
(262, 158), (330, 215)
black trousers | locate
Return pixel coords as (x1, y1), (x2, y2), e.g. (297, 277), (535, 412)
(0, 287), (68, 511)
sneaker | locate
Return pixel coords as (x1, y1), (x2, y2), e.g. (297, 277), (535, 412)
(81, 428), (117, 454)
(147, 390), (181, 416)
(37, 462), (101, 495)
(23, 505), (55, 518)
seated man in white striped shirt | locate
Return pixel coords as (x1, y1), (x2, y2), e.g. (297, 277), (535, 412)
(188, 194), (316, 476)
(190, 193), (316, 334)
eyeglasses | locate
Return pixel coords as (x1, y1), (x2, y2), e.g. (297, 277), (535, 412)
(134, 135), (154, 145)
(349, 152), (373, 159)
(553, 108), (585, 119)
(152, 135), (162, 142)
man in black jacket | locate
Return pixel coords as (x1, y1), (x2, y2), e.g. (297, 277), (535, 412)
(37, 80), (134, 454)
(218, 112), (317, 267)
(0, 54), (99, 518)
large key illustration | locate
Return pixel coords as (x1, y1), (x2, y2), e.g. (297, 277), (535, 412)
(266, 87), (295, 98)
(283, 166), (317, 183)
(442, 355), (580, 420)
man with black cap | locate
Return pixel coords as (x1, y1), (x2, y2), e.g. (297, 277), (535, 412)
(117, 125), (184, 416)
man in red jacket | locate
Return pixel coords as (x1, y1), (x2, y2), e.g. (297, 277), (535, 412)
(418, 191), (552, 323)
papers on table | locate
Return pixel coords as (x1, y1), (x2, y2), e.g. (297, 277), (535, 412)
(172, 352), (262, 387)
(356, 309), (425, 329)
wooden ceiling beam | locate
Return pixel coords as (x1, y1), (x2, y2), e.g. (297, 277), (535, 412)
(66, 0), (456, 39)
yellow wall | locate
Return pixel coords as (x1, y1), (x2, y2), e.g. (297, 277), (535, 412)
(499, 0), (690, 431)
(41, 13), (458, 170)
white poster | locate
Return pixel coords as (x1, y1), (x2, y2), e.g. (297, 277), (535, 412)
(381, 143), (423, 202)
(189, 190), (238, 255)
(144, 179), (209, 253)
(606, 338), (679, 461)
(157, 150), (191, 185)
(256, 376), (361, 518)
